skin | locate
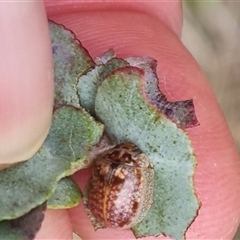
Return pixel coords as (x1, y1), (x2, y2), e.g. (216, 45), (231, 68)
(0, 2), (53, 165)
(1, 1), (240, 239)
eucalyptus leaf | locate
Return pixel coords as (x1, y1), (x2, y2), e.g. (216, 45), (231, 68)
(0, 203), (46, 240)
(49, 20), (95, 109)
(47, 177), (82, 209)
(77, 58), (129, 115)
(43, 106), (103, 168)
(0, 106), (103, 221)
(95, 66), (199, 240)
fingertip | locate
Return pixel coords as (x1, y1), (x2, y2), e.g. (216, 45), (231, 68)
(45, 1), (182, 37)
(0, 2), (54, 164)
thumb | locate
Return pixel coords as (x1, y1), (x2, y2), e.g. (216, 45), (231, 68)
(0, 1), (54, 165)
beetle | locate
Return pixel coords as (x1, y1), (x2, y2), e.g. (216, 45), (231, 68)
(84, 142), (154, 229)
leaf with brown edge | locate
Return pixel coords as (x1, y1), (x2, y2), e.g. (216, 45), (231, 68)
(77, 50), (198, 128)
(49, 20), (95, 110)
(126, 56), (199, 128)
(95, 66), (200, 240)
(0, 203), (46, 240)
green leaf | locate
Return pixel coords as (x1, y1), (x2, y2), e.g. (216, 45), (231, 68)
(49, 20), (95, 109)
(47, 177), (82, 209)
(77, 58), (129, 115)
(95, 66), (199, 240)
(43, 106), (103, 167)
(0, 203), (46, 240)
(0, 106), (103, 221)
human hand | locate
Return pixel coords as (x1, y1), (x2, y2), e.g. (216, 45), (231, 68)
(1, 1), (240, 239)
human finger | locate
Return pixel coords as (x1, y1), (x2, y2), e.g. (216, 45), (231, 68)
(47, 2), (240, 240)
(0, 1), (54, 165)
